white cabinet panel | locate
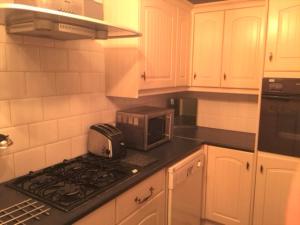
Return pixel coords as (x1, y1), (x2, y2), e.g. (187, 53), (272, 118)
(265, 0), (300, 72)
(206, 146), (253, 225)
(221, 7), (265, 89)
(253, 152), (300, 225)
(192, 11), (224, 87)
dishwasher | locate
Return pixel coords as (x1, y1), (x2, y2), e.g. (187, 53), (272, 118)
(167, 150), (204, 225)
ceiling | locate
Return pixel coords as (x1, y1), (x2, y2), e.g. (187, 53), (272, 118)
(187, 0), (224, 3)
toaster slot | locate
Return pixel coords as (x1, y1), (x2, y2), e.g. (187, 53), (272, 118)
(104, 124), (122, 135)
(92, 124), (112, 138)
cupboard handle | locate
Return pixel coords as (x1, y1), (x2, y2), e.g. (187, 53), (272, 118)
(223, 73), (227, 80)
(269, 52), (273, 62)
(260, 165), (264, 174)
(134, 187), (154, 205)
(246, 162), (250, 170)
(193, 73), (197, 80)
(141, 72), (146, 81)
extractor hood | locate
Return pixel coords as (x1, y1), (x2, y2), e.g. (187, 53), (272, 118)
(0, 3), (141, 40)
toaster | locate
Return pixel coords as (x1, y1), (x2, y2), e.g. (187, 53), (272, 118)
(87, 123), (126, 158)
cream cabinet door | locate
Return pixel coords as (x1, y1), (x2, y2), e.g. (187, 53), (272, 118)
(206, 146), (253, 225)
(221, 7), (265, 89)
(192, 11), (224, 87)
(175, 7), (191, 87)
(73, 200), (115, 225)
(253, 152), (300, 225)
(118, 192), (165, 225)
(265, 0), (300, 72)
(139, 0), (177, 90)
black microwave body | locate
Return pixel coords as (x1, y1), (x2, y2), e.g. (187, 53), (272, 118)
(116, 106), (174, 151)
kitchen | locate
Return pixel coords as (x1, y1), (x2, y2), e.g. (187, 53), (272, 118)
(0, 0), (299, 225)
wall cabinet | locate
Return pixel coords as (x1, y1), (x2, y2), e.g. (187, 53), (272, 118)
(253, 152), (300, 225)
(205, 146), (253, 225)
(192, 11), (224, 87)
(175, 7), (191, 87)
(192, 6), (265, 90)
(139, 0), (177, 90)
(265, 0), (300, 72)
(221, 7), (265, 89)
(104, 0), (191, 98)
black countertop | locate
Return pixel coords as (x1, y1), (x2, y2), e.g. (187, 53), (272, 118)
(0, 126), (255, 225)
(174, 126), (256, 152)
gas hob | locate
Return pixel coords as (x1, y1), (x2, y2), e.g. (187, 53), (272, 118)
(7, 154), (138, 212)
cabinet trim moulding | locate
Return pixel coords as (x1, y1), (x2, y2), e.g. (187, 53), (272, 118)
(188, 87), (259, 95)
(264, 71), (300, 79)
(192, 0), (265, 13)
(138, 87), (189, 97)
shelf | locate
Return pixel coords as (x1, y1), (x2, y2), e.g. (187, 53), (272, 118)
(0, 3), (142, 40)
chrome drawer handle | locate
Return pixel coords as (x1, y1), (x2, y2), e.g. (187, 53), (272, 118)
(134, 187), (154, 204)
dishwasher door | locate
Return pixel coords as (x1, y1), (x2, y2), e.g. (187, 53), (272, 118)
(167, 150), (204, 225)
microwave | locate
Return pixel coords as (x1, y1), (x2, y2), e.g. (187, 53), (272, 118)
(116, 106), (174, 151)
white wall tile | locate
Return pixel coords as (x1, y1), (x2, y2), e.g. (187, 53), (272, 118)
(43, 96), (70, 120)
(56, 73), (81, 95)
(0, 125), (29, 153)
(0, 72), (26, 100)
(70, 94), (91, 115)
(10, 98), (43, 125)
(69, 50), (91, 72)
(197, 96), (259, 133)
(0, 26), (23, 44)
(71, 135), (87, 157)
(26, 72), (56, 97)
(5, 44), (40, 71)
(45, 140), (72, 166)
(58, 116), (82, 139)
(40, 47), (68, 71)
(14, 146), (45, 176)
(90, 52), (105, 73)
(0, 154), (15, 183)
(0, 101), (11, 128)
(0, 43), (6, 71)
(29, 120), (58, 147)
(101, 109), (116, 123)
(23, 36), (54, 47)
(80, 73), (101, 93)
(81, 112), (102, 133)
(89, 93), (108, 112)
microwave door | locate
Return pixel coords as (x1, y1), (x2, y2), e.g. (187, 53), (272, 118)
(147, 116), (166, 145)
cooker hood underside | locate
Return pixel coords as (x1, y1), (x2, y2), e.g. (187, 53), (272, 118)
(0, 3), (141, 40)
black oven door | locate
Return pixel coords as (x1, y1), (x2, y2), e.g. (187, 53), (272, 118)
(258, 95), (300, 157)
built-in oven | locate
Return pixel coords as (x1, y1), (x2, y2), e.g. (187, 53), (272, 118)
(258, 78), (300, 157)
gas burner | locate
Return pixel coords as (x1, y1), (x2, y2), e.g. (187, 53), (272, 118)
(7, 154), (138, 212)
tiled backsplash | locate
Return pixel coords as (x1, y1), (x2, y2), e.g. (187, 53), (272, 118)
(196, 93), (259, 133)
(0, 26), (170, 183)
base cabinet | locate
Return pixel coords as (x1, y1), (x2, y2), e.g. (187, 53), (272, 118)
(205, 146), (253, 225)
(253, 152), (300, 225)
(118, 192), (165, 225)
(73, 200), (115, 225)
